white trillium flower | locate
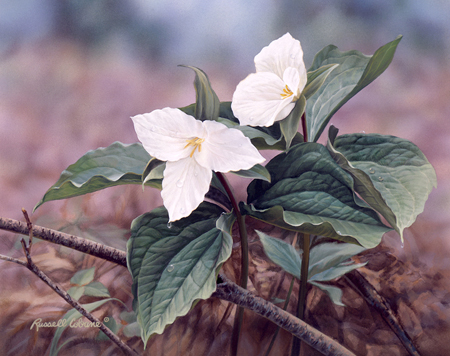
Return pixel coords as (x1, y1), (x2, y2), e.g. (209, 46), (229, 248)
(132, 108), (265, 222)
(231, 33), (307, 127)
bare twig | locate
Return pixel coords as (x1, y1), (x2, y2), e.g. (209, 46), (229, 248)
(21, 208), (33, 247)
(21, 241), (139, 355)
(0, 216), (126, 266)
(0, 214), (415, 356)
(212, 275), (356, 356)
(2, 211), (140, 356)
(344, 270), (421, 356)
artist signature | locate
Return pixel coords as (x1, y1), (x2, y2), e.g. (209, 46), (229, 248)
(30, 317), (109, 332)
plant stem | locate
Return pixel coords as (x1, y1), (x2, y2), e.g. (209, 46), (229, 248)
(301, 112), (308, 142)
(291, 233), (310, 356)
(215, 172), (248, 356)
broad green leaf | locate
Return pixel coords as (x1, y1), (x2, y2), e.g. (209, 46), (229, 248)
(231, 164), (271, 182)
(310, 262), (366, 283)
(34, 142), (156, 211)
(303, 64), (339, 100)
(256, 230), (302, 278)
(308, 241), (366, 279)
(257, 232), (365, 306)
(218, 101), (304, 150)
(97, 316), (119, 341)
(180, 65), (220, 122)
(327, 126), (397, 236)
(120, 310), (137, 324)
(244, 143), (392, 248)
(127, 203), (233, 345)
(331, 132), (437, 242)
(84, 281), (111, 298)
(142, 158), (165, 185)
(306, 36), (402, 142)
(121, 311), (141, 338)
(210, 173), (230, 200)
(49, 298), (123, 356)
(67, 286), (85, 301)
(70, 267), (95, 286)
(179, 103), (196, 117)
(123, 322), (141, 338)
(258, 231), (365, 280)
(280, 95), (306, 149)
(309, 281), (345, 306)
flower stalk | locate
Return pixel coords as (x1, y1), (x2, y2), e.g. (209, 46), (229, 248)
(291, 233), (310, 356)
(215, 172), (248, 356)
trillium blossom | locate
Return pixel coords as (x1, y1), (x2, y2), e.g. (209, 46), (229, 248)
(132, 108), (265, 222)
(231, 33), (307, 127)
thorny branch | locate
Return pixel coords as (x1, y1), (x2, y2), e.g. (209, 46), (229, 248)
(0, 215), (420, 356)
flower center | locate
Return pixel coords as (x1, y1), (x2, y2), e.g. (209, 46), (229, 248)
(184, 137), (205, 158)
(280, 85), (293, 99)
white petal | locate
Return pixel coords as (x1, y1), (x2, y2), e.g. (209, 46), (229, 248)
(232, 72), (295, 127)
(161, 159), (212, 222)
(283, 67), (301, 97)
(254, 33), (307, 90)
(196, 120), (265, 172)
(132, 108), (205, 162)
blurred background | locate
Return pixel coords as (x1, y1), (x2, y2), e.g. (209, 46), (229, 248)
(0, 0), (449, 354)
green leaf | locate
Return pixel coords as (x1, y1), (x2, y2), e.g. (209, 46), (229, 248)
(70, 267), (95, 286)
(244, 143), (392, 248)
(257, 232), (365, 306)
(34, 142), (154, 211)
(120, 311), (141, 338)
(308, 242), (366, 280)
(330, 132), (437, 242)
(256, 230), (302, 278)
(67, 286), (85, 301)
(303, 64), (339, 100)
(280, 95), (306, 149)
(218, 102), (304, 150)
(97, 316), (119, 341)
(84, 281), (111, 298)
(180, 65), (220, 122)
(309, 281), (345, 306)
(231, 164), (271, 182)
(306, 36), (402, 142)
(310, 262), (366, 283)
(123, 322), (141, 338)
(127, 203), (233, 345)
(49, 298), (123, 356)
(258, 231), (365, 279)
(142, 157), (165, 186)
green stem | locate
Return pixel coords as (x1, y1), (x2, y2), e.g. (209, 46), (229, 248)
(215, 172), (248, 356)
(301, 112), (308, 142)
(291, 233), (310, 356)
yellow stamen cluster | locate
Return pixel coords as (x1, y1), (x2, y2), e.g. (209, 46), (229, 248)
(280, 85), (293, 99)
(184, 137), (205, 157)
